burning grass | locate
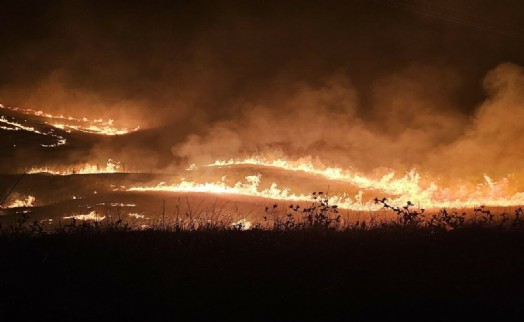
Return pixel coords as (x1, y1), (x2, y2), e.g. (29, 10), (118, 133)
(27, 159), (122, 175)
(0, 104), (140, 136)
(2, 195), (35, 208)
(129, 155), (524, 210)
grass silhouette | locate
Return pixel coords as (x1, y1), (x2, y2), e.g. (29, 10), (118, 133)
(1, 196), (524, 320)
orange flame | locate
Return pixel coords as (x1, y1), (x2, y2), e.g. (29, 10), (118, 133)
(28, 159), (121, 175)
(0, 115), (67, 147)
(129, 156), (524, 210)
(3, 195), (36, 208)
(63, 211), (105, 221)
(1, 104), (139, 136)
(128, 174), (382, 211)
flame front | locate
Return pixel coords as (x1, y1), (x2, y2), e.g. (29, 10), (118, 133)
(128, 156), (524, 210)
(28, 159), (121, 175)
(128, 173), (377, 210)
(64, 211), (105, 221)
(0, 115), (67, 147)
(1, 104), (139, 137)
(4, 102), (523, 211)
(3, 195), (36, 208)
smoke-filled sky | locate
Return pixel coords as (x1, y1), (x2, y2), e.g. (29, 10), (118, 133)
(2, 0), (524, 178)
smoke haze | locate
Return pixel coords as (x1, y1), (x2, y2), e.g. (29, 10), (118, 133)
(1, 0), (524, 179)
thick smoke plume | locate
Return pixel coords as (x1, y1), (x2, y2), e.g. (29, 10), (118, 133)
(174, 63), (524, 182)
(430, 63), (524, 180)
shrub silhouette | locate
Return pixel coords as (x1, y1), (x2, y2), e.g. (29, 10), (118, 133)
(264, 192), (341, 230)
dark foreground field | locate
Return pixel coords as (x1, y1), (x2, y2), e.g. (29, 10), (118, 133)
(2, 228), (524, 321)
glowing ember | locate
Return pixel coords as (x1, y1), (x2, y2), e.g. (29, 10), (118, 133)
(2, 195), (36, 208)
(231, 219), (252, 230)
(64, 211), (105, 221)
(96, 202), (136, 207)
(28, 159), (121, 175)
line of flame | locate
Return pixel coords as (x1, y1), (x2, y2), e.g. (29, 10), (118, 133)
(208, 157), (433, 196)
(128, 174), (381, 211)
(130, 157), (524, 210)
(2, 195), (36, 208)
(64, 211), (105, 221)
(0, 104), (139, 136)
(28, 159), (121, 175)
(0, 115), (67, 147)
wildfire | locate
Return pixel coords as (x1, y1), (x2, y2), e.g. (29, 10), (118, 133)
(0, 115), (67, 147)
(128, 156), (524, 210)
(207, 157), (524, 208)
(4, 100), (524, 211)
(231, 219), (252, 230)
(51, 122), (139, 136)
(128, 213), (145, 219)
(2, 195), (36, 208)
(0, 104), (139, 137)
(63, 211), (105, 221)
(28, 159), (121, 175)
(128, 174), (381, 211)
(208, 157), (429, 196)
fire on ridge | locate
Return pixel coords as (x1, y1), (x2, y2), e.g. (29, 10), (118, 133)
(14, 156), (524, 212)
(3, 103), (524, 213)
(0, 104), (140, 138)
(127, 156), (524, 211)
(28, 159), (122, 175)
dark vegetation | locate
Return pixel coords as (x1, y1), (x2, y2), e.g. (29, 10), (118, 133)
(2, 195), (524, 320)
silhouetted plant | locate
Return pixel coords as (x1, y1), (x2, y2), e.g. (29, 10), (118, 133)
(374, 198), (424, 227)
(428, 209), (465, 230)
(0, 213), (45, 236)
(513, 207), (523, 227)
(262, 192), (342, 230)
(4, 197), (524, 235)
(474, 206), (495, 225)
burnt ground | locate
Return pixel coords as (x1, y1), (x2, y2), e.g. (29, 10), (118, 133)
(1, 228), (524, 321)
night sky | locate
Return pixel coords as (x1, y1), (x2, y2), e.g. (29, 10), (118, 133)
(2, 0), (524, 177)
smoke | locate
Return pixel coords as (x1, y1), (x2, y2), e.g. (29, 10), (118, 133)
(430, 63), (524, 179)
(171, 65), (460, 169)
(0, 71), (150, 128)
(173, 62), (524, 182)
(1, 1), (524, 179)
